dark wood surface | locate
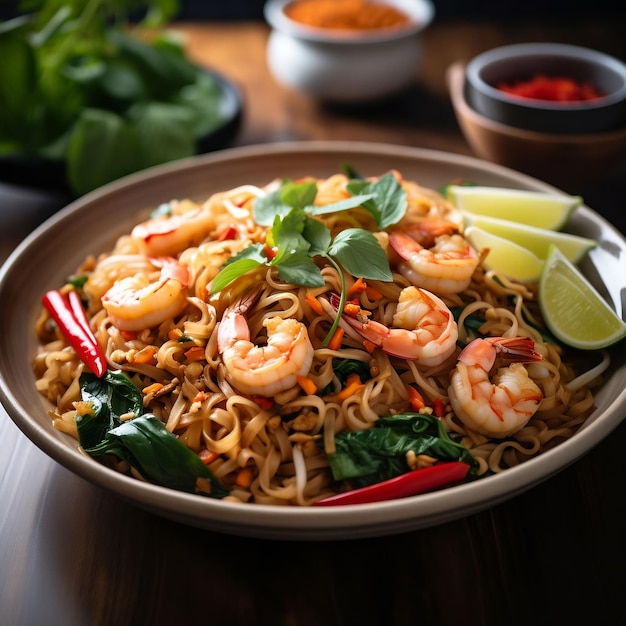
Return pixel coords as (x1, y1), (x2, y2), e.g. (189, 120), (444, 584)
(1, 17), (626, 626)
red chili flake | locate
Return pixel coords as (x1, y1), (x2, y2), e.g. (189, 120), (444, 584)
(497, 74), (605, 102)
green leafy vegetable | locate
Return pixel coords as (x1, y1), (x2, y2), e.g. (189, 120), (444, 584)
(327, 413), (477, 488)
(85, 414), (230, 496)
(0, 0), (227, 195)
(346, 172), (407, 228)
(76, 370), (228, 497)
(321, 358), (372, 395)
(210, 175), (405, 345)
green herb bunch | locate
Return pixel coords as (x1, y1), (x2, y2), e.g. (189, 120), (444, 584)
(0, 0), (226, 195)
(210, 170), (408, 346)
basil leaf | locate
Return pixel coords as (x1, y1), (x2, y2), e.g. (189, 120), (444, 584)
(304, 193), (375, 216)
(271, 208), (311, 264)
(66, 108), (139, 195)
(77, 370), (144, 449)
(276, 253), (325, 287)
(128, 100), (196, 168)
(85, 414), (229, 497)
(329, 228), (393, 282)
(303, 216), (332, 256)
(210, 256), (264, 294)
(327, 413), (476, 487)
(280, 180), (317, 209)
(253, 189), (292, 226)
(347, 172), (407, 228)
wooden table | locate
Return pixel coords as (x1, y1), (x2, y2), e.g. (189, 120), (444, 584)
(1, 18), (626, 626)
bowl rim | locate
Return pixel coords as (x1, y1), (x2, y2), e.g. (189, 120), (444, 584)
(465, 42), (626, 112)
(2, 140), (626, 540)
(448, 61), (626, 143)
(263, 0), (435, 44)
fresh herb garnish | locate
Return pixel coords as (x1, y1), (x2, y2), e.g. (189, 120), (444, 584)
(0, 0), (226, 195)
(210, 173), (407, 345)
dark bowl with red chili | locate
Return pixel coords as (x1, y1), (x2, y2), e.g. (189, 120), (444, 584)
(464, 43), (626, 134)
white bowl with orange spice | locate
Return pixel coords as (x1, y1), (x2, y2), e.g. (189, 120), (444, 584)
(264, 0), (434, 102)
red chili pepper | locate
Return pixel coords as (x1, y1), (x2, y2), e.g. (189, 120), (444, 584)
(433, 397), (445, 418)
(313, 461), (470, 506)
(42, 290), (108, 378)
(218, 225), (238, 241)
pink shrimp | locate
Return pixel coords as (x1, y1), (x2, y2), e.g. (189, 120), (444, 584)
(131, 201), (216, 257)
(217, 287), (315, 397)
(448, 336), (543, 438)
(329, 285), (458, 367)
(389, 231), (480, 294)
(102, 257), (189, 331)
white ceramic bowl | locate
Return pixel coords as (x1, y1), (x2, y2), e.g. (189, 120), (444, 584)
(1, 141), (626, 540)
(464, 42), (626, 134)
(264, 0), (434, 102)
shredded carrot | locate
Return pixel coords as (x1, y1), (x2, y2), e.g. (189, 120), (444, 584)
(142, 382), (164, 395)
(363, 339), (377, 353)
(365, 285), (384, 300)
(198, 448), (219, 465)
(305, 292), (324, 316)
(192, 391), (210, 404)
(120, 330), (136, 341)
(235, 467), (254, 488)
(347, 277), (367, 298)
(131, 345), (157, 364)
(407, 385), (426, 411)
(336, 373), (364, 401)
(433, 397), (445, 418)
(327, 326), (344, 351)
(184, 346), (205, 362)
(344, 302), (362, 317)
(297, 375), (317, 396)
(168, 328), (183, 341)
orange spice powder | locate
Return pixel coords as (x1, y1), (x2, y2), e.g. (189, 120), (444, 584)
(284, 0), (411, 31)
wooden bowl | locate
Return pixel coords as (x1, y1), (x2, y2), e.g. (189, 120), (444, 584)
(447, 62), (626, 188)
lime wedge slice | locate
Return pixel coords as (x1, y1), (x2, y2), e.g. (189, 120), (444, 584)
(539, 246), (626, 350)
(446, 185), (581, 230)
(465, 225), (544, 282)
(462, 213), (596, 263)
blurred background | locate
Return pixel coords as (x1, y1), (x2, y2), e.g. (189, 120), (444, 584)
(1, 0), (625, 20)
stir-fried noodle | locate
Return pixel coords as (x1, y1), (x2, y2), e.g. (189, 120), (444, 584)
(33, 170), (605, 505)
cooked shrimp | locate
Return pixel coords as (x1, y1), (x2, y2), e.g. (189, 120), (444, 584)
(131, 200), (216, 257)
(448, 336), (543, 439)
(330, 286), (458, 367)
(84, 254), (163, 303)
(403, 217), (461, 248)
(217, 288), (315, 397)
(389, 231), (479, 294)
(102, 257), (189, 331)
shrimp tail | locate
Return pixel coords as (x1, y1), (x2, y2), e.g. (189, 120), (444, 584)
(486, 336), (543, 363)
(458, 336), (542, 372)
(217, 284), (264, 352)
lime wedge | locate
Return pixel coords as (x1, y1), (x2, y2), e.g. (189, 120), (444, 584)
(465, 225), (544, 282)
(446, 185), (582, 230)
(462, 214), (596, 263)
(539, 246), (626, 350)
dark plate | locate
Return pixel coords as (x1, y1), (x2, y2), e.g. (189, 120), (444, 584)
(0, 68), (243, 197)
